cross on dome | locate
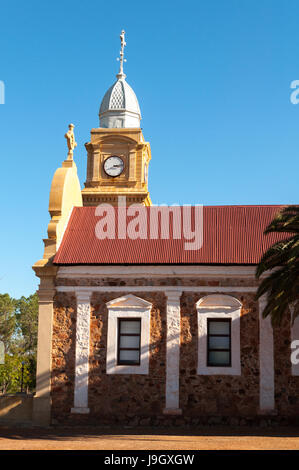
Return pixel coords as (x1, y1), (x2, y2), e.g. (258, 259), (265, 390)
(116, 30), (127, 80)
(99, 30), (141, 129)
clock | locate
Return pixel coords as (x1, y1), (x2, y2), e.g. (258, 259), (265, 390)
(103, 155), (124, 177)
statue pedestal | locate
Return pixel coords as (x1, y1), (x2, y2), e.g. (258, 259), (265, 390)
(62, 159), (76, 168)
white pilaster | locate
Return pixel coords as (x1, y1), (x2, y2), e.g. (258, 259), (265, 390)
(71, 290), (92, 414)
(163, 290), (182, 415)
(259, 295), (275, 412)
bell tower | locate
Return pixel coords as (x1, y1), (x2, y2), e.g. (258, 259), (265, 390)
(82, 31), (152, 207)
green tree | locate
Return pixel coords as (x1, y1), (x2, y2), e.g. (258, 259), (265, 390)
(0, 294), (16, 354)
(14, 293), (38, 391)
(0, 292), (39, 394)
(255, 205), (299, 326)
(15, 293), (38, 356)
(0, 355), (32, 394)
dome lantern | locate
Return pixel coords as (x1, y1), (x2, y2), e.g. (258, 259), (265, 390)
(99, 30), (141, 129)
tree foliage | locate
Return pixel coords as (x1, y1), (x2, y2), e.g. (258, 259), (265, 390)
(0, 293), (16, 354)
(0, 355), (32, 394)
(0, 292), (38, 394)
(255, 205), (299, 326)
(15, 293), (38, 356)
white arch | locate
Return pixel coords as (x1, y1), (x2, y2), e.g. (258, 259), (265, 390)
(196, 294), (242, 309)
(106, 293), (152, 310)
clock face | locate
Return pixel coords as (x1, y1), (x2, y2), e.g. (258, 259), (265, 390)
(103, 155), (124, 177)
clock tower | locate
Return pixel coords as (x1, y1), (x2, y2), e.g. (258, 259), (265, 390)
(82, 31), (152, 207)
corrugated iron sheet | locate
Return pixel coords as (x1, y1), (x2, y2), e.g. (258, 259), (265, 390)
(53, 205), (287, 265)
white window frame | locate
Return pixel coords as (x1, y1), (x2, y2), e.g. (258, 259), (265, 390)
(106, 294), (152, 375)
(196, 294), (242, 376)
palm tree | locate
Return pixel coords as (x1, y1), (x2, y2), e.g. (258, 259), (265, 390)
(255, 205), (299, 326)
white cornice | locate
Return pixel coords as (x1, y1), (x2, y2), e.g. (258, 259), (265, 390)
(56, 285), (257, 293)
(57, 265), (258, 279)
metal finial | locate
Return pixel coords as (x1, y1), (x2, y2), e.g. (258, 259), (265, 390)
(116, 29), (127, 79)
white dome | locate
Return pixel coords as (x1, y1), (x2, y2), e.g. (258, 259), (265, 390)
(99, 77), (141, 128)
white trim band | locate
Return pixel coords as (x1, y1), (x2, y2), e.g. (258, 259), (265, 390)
(56, 286), (257, 293)
(57, 265), (258, 278)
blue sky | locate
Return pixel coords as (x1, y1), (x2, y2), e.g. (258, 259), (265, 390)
(0, 0), (298, 298)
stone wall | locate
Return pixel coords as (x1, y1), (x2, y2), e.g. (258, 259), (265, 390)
(50, 277), (299, 425)
(180, 292), (259, 417)
(273, 312), (299, 418)
(88, 291), (166, 425)
(51, 292), (76, 423)
(51, 291), (167, 425)
(56, 277), (259, 288)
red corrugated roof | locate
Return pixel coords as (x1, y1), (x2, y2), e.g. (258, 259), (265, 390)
(53, 205), (287, 265)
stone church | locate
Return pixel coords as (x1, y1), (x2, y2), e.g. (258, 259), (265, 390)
(32, 31), (299, 426)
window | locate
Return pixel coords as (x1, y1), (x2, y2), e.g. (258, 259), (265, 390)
(117, 319), (141, 365)
(196, 294), (241, 375)
(207, 319), (231, 367)
(106, 294), (152, 375)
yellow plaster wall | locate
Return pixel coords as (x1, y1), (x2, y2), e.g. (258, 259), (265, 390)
(35, 161), (82, 265)
(82, 128), (152, 206)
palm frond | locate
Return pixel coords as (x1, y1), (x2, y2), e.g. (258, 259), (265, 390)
(255, 205), (299, 326)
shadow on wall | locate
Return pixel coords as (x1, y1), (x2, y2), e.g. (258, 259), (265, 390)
(0, 395), (34, 425)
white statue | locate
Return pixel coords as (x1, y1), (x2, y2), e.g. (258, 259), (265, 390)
(64, 123), (77, 160)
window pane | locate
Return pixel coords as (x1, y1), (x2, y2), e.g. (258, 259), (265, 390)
(208, 351), (230, 366)
(120, 320), (141, 334)
(119, 349), (140, 364)
(119, 335), (140, 349)
(209, 336), (230, 350)
(208, 321), (230, 335)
